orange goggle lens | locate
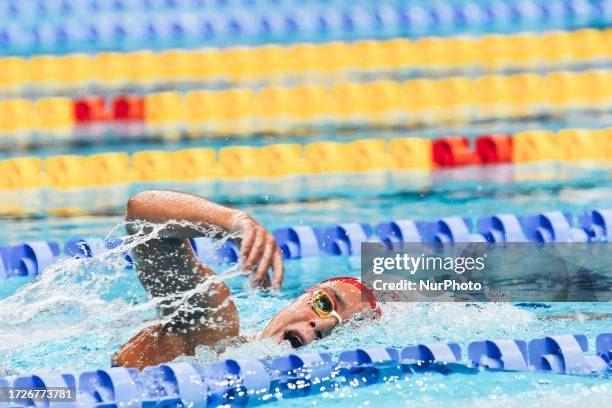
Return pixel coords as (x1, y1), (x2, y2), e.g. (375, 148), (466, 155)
(309, 289), (336, 318)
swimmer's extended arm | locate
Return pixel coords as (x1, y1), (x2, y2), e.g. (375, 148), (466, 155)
(112, 190), (284, 370)
(125, 189), (284, 288)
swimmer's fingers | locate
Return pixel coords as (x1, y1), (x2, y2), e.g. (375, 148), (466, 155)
(252, 232), (276, 288)
(245, 226), (267, 270)
(271, 246), (284, 291)
(239, 223), (256, 269)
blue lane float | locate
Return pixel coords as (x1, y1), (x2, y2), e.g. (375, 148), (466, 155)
(468, 339), (529, 371)
(376, 219), (427, 245)
(0, 208), (610, 278)
(320, 223), (372, 256)
(5, 241), (60, 278)
(273, 226), (324, 260)
(1, 0), (609, 53)
(3, 332), (610, 408)
(582, 208), (612, 242)
(528, 334), (611, 374)
(477, 214), (527, 242)
(596, 333), (612, 366)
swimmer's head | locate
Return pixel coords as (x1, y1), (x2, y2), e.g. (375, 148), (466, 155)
(261, 277), (380, 348)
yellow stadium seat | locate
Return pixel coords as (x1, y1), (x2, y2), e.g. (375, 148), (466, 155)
(569, 29), (607, 61)
(159, 49), (193, 81)
(44, 155), (91, 188)
(346, 139), (389, 172)
(317, 41), (355, 75)
(0, 57), (28, 93)
(557, 129), (601, 161)
(126, 51), (162, 85)
(513, 131), (559, 163)
(131, 151), (176, 181)
(304, 142), (353, 173)
(384, 38), (415, 69)
(34, 97), (74, 130)
(330, 83), (368, 121)
(352, 40), (392, 71)
(223, 46), (260, 84)
(144, 92), (184, 124)
(362, 81), (404, 125)
(88, 153), (131, 185)
(28, 55), (62, 84)
(0, 157), (43, 189)
(389, 138), (433, 170)
(188, 48), (226, 82)
(93, 52), (130, 87)
(219, 146), (267, 178)
(0, 99), (33, 132)
(173, 148), (218, 179)
(57, 54), (94, 85)
(261, 144), (311, 176)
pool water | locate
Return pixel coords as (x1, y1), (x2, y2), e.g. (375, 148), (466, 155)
(0, 165), (611, 407)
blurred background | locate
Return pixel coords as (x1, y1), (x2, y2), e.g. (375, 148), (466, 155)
(0, 0), (610, 249)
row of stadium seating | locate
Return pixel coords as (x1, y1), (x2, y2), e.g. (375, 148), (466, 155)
(0, 71), (610, 138)
(1, 28), (610, 97)
(1, 129), (609, 189)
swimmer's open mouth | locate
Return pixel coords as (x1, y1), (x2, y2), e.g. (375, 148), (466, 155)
(283, 330), (304, 348)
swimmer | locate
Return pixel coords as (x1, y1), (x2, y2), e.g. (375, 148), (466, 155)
(112, 190), (379, 370)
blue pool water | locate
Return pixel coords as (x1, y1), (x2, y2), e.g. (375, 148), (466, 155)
(0, 157), (611, 407)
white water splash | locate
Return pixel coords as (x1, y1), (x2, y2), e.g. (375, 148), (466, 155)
(0, 220), (243, 374)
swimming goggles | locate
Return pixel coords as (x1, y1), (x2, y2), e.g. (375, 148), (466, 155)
(307, 288), (343, 324)
(319, 277), (382, 315)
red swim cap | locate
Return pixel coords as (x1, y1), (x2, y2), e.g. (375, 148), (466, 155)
(319, 277), (381, 315)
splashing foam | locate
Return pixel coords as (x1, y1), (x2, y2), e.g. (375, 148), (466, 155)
(0, 220), (243, 374)
(0, 219), (538, 374)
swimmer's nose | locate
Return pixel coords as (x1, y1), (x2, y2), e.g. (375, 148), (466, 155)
(309, 318), (337, 340)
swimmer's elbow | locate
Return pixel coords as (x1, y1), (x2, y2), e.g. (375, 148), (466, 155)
(126, 190), (157, 221)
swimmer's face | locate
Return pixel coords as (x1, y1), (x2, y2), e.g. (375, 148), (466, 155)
(261, 281), (370, 348)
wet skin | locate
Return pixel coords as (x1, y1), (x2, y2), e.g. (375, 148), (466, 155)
(112, 190), (369, 370)
(261, 280), (371, 348)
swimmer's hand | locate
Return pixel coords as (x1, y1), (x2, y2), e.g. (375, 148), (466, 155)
(231, 211), (284, 290)
(126, 190), (284, 291)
